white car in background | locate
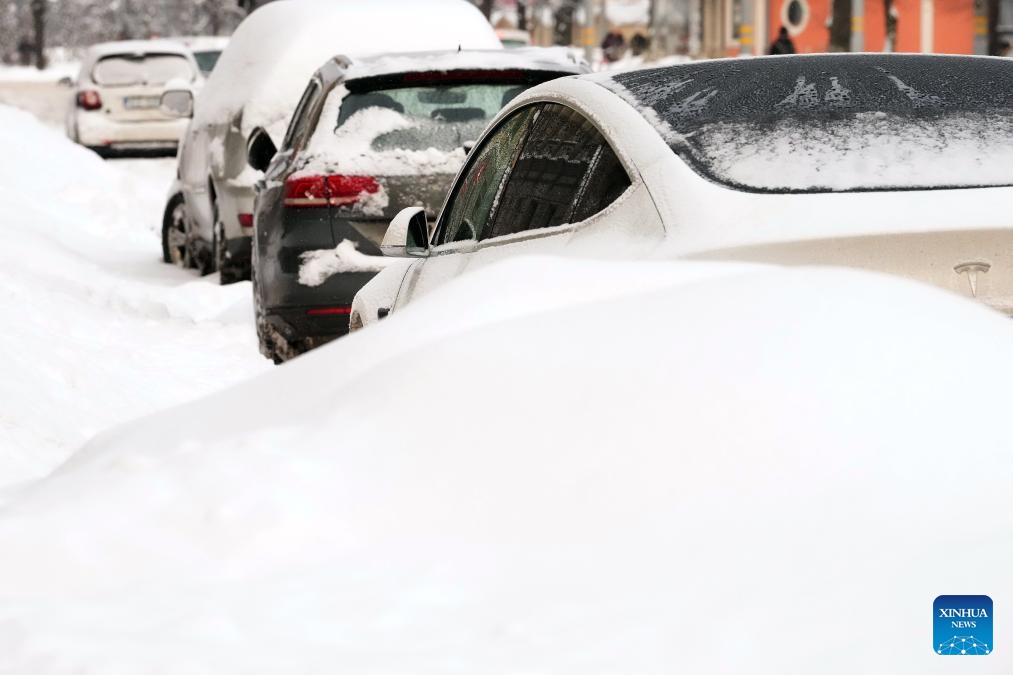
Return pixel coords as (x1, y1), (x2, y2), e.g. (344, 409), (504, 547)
(65, 40), (199, 156)
(353, 53), (1013, 329)
(160, 0), (502, 284)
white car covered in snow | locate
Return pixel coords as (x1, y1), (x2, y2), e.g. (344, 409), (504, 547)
(160, 0), (502, 284)
(65, 40), (199, 156)
(352, 53), (1013, 329)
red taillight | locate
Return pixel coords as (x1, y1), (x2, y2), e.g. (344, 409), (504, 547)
(306, 307), (352, 316)
(283, 175), (379, 209)
(76, 90), (102, 111)
(238, 213), (254, 228)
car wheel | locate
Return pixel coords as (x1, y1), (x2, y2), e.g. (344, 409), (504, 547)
(161, 193), (192, 268)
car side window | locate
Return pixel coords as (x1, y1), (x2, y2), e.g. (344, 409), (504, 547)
(438, 106), (538, 245)
(483, 103), (631, 240)
(282, 80), (323, 153)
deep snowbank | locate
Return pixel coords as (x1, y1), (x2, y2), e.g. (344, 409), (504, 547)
(0, 255), (1010, 674)
(0, 104), (269, 487)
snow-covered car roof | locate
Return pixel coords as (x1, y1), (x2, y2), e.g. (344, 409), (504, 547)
(170, 35), (230, 53)
(194, 0), (502, 138)
(341, 47), (588, 82)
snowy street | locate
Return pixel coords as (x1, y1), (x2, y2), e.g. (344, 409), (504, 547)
(0, 96), (270, 491)
(5, 0), (1013, 670)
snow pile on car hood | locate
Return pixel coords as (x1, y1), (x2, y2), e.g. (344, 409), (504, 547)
(0, 253), (1012, 674)
(194, 0), (501, 140)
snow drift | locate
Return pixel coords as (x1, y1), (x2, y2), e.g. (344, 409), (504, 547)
(0, 253), (1011, 674)
(0, 104), (268, 488)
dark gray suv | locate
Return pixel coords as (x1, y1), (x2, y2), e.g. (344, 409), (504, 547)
(248, 49), (588, 362)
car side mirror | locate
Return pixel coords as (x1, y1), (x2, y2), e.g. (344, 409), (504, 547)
(160, 89), (193, 118)
(382, 207), (429, 257)
(247, 127), (277, 172)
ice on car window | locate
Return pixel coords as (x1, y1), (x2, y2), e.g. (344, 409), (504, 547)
(335, 82), (531, 153)
(92, 54), (194, 87)
(605, 54), (1013, 193)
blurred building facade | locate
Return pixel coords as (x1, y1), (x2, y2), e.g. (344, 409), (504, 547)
(490, 0), (1005, 59)
(692, 0), (988, 57)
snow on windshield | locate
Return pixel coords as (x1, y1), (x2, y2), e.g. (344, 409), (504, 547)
(604, 54), (1013, 192)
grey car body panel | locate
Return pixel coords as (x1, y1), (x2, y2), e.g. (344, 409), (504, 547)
(253, 53), (586, 347)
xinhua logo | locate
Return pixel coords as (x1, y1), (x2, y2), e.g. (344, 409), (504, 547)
(934, 595), (993, 655)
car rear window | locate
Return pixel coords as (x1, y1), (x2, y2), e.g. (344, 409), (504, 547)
(192, 50), (222, 77)
(605, 54), (1013, 193)
(92, 53), (194, 87)
(334, 71), (570, 154)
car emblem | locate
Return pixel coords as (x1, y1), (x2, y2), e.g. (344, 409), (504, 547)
(953, 261), (991, 298)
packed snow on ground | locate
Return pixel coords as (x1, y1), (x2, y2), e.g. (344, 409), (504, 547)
(0, 104), (269, 489)
(0, 249), (1011, 673)
(0, 61), (80, 83)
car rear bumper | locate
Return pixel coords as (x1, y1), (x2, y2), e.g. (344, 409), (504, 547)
(263, 269), (379, 343)
(75, 113), (188, 148)
(264, 306), (352, 350)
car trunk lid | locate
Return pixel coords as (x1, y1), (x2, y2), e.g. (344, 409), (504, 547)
(691, 229), (1013, 316)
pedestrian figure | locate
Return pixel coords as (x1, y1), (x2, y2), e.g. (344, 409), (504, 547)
(601, 30), (626, 63)
(769, 26), (796, 55)
(630, 32), (650, 57)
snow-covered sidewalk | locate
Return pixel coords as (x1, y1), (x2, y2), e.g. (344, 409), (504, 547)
(0, 104), (270, 490)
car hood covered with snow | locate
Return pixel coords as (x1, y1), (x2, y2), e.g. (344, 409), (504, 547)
(1, 255), (1012, 673)
(194, 0), (502, 140)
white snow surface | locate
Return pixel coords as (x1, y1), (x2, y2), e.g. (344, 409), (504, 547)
(1, 248), (1012, 672)
(0, 62), (80, 83)
(342, 47), (585, 81)
(298, 240), (398, 286)
(298, 99), (469, 178)
(0, 104), (269, 489)
(698, 112), (1013, 191)
(194, 0), (501, 138)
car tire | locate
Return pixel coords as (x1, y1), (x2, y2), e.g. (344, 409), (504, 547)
(161, 193), (193, 268)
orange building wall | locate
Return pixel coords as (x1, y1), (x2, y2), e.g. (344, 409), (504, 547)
(864, 0), (887, 50)
(766, 0), (975, 54)
(934, 0), (974, 53)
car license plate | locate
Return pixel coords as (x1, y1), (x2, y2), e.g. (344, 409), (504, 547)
(123, 96), (160, 110)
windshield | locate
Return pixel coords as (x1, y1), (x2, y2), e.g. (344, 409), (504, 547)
(606, 54), (1013, 193)
(92, 53), (194, 87)
(335, 82), (533, 153)
(192, 50), (222, 76)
